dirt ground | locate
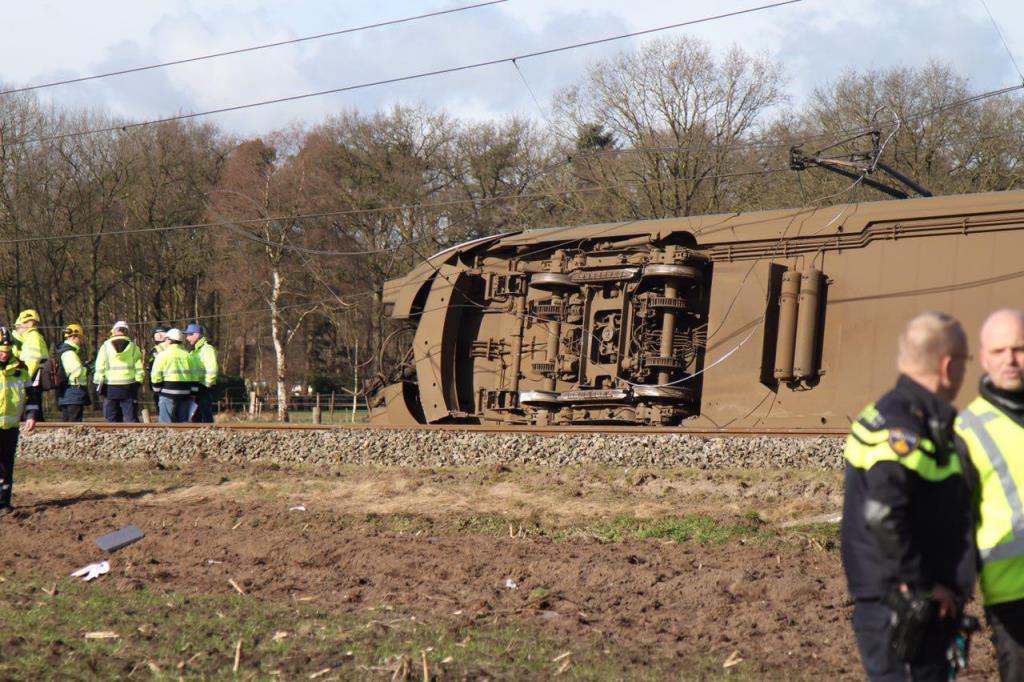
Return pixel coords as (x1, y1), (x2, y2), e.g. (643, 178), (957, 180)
(0, 460), (997, 680)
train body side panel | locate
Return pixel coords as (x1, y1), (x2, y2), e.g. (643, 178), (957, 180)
(693, 228), (1024, 429)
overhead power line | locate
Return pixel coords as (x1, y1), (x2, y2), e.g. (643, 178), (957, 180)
(570, 82), (1024, 161)
(0, 0), (509, 97)
(977, 0), (1024, 85)
(2, 86), (1022, 251)
(20, 0), (803, 145)
(0, 165), (791, 249)
(7, 92), (1024, 250)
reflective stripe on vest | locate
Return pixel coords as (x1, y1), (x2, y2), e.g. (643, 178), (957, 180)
(96, 339), (143, 385)
(958, 408), (1024, 562)
(192, 338), (217, 387)
(151, 345), (197, 395)
(844, 404), (958, 482)
(957, 398), (1024, 605)
(61, 346), (88, 387)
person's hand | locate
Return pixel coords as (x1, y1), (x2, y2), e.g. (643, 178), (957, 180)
(902, 583), (957, 619)
(23, 418), (36, 434)
(930, 585), (958, 619)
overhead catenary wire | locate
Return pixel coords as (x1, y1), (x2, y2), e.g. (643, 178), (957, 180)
(0, 165), (793, 248)
(6, 95), (1024, 251)
(7, 95), (1024, 251)
(17, 1), (803, 145)
(567, 84), (1024, 160)
(0, 1), (510, 97)
(977, 0), (1024, 85)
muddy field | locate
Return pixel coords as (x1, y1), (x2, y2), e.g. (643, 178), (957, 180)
(0, 458), (997, 680)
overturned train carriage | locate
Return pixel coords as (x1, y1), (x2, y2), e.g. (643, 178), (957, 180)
(368, 190), (1024, 429)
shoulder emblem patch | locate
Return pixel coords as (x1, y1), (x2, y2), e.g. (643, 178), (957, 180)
(888, 428), (919, 456)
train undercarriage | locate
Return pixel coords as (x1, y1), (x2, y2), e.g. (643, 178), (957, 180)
(368, 190), (1024, 428)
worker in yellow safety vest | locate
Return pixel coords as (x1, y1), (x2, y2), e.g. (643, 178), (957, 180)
(151, 328), (199, 423)
(56, 324), (91, 422)
(0, 326), (35, 515)
(185, 323), (218, 423)
(13, 309), (48, 422)
(956, 309), (1024, 681)
(93, 320), (144, 423)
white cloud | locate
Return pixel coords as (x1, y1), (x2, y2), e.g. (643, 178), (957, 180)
(1, 0), (1021, 136)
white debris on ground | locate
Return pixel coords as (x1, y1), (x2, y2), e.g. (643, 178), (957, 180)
(18, 427), (845, 470)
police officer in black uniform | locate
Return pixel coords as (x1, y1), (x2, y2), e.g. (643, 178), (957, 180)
(841, 311), (976, 681)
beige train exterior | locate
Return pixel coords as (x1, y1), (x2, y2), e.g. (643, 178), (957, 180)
(370, 190), (1024, 429)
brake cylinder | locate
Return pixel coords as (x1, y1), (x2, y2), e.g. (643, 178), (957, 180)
(793, 269), (822, 381)
(773, 269), (801, 381)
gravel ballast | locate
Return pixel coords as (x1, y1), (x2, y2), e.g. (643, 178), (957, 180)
(18, 427), (845, 470)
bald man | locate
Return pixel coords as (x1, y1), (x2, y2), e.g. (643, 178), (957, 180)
(956, 309), (1024, 681)
(841, 312), (976, 681)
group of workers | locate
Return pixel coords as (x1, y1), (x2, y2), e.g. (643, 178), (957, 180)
(50, 315), (219, 425)
(4, 310), (219, 426)
(843, 308), (1024, 681)
(0, 310), (219, 513)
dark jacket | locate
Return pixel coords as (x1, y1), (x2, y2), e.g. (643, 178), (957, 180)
(840, 374), (976, 601)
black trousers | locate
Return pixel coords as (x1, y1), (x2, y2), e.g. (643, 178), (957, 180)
(191, 388), (214, 423)
(23, 386), (44, 422)
(60, 404), (84, 422)
(103, 398), (138, 423)
(986, 600), (1024, 681)
(0, 427), (19, 507)
(852, 599), (952, 681)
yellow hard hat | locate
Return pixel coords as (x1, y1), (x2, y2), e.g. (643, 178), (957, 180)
(15, 309), (40, 325)
(63, 323), (85, 339)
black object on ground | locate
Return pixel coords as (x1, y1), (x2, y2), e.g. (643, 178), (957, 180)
(95, 525), (144, 552)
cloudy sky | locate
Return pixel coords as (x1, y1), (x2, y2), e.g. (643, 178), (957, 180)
(2, 0), (1022, 136)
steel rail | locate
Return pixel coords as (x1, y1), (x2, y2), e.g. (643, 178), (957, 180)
(34, 422), (845, 438)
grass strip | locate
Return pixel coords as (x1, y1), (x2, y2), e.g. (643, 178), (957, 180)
(0, 576), (797, 680)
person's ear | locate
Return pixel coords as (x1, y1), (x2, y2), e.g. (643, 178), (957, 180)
(939, 355), (953, 386)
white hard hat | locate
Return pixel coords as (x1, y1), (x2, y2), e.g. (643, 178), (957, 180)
(166, 328), (184, 342)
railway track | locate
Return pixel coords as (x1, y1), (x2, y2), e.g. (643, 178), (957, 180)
(34, 421), (846, 438)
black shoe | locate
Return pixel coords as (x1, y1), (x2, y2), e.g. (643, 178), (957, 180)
(0, 504), (13, 516)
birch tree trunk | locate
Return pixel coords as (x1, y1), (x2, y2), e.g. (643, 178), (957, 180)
(269, 268), (289, 422)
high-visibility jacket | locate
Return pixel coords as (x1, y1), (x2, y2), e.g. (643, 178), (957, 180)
(0, 359), (28, 430)
(59, 341), (89, 387)
(57, 341), (91, 408)
(93, 337), (144, 386)
(145, 343), (166, 373)
(191, 337), (218, 388)
(840, 374), (975, 601)
(957, 394), (1024, 606)
(151, 344), (199, 397)
(13, 326), (47, 380)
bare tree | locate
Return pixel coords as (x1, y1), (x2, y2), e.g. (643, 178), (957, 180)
(553, 36), (786, 220)
(208, 134), (321, 421)
(797, 62), (1024, 201)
